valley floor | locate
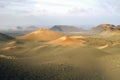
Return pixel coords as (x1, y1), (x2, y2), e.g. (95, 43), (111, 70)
(0, 34), (120, 80)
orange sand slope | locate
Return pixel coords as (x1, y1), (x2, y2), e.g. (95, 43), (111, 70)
(48, 36), (86, 46)
(19, 28), (64, 41)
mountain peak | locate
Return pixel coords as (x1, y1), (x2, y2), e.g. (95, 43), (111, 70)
(19, 28), (64, 41)
(50, 25), (82, 32)
(97, 24), (115, 31)
(92, 24), (120, 33)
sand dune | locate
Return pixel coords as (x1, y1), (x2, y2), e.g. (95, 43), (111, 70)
(97, 44), (109, 49)
(48, 36), (86, 46)
(70, 36), (87, 39)
(6, 41), (16, 45)
(1, 46), (22, 51)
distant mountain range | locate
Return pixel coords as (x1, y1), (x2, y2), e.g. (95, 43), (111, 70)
(0, 26), (40, 36)
(50, 25), (82, 32)
(1, 24), (120, 39)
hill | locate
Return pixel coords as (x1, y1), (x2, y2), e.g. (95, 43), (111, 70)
(0, 33), (14, 41)
(1, 33), (120, 80)
(90, 24), (120, 36)
(92, 24), (120, 32)
(91, 24), (115, 33)
(1, 25), (120, 80)
(19, 28), (64, 41)
(50, 25), (82, 32)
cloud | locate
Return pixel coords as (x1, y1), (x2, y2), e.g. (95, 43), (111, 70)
(0, 0), (120, 16)
(96, 0), (120, 15)
(0, 0), (120, 27)
(0, 0), (26, 6)
(68, 7), (93, 16)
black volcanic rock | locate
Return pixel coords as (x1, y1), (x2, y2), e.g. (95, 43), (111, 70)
(50, 25), (82, 32)
(0, 33), (14, 41)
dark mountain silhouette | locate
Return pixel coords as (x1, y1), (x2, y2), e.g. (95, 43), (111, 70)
(50, 25), (82, 32)
(0, 33), (14, 41)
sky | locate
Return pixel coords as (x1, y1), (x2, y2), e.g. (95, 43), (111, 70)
(0, 0), (120, 29)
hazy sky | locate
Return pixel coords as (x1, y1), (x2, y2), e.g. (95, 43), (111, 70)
(0, 0), (120, 29)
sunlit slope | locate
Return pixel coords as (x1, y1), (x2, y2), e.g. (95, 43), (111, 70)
(48, 36), (86, 46)
(1, 42), (108, 63)
(2, 35), (119, 57)
(18, 28), (64, 41)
